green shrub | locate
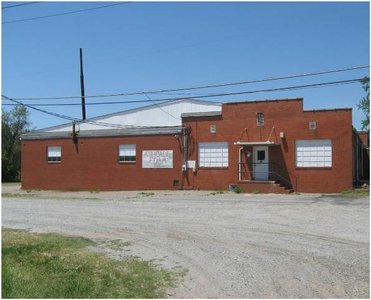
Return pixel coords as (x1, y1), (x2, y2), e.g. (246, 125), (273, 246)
(233, 186), (243, 193)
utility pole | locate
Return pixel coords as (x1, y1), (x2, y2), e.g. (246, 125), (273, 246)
(80, 48), (86, 120)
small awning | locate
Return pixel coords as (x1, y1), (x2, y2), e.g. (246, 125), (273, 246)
(233, 141), (279, 146)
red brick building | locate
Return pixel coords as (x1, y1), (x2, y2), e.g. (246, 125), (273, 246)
(21, 98), (368, 193)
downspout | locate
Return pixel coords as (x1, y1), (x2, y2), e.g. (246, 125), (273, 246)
(238, 147), (243, 181)
(183, 127), (188, 170)
(357, 135), (360, 183)
(72, 121), (78, 144)
(353, 131), (357, 183)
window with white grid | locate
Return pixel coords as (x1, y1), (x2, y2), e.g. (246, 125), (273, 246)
(296, 140), (332, 167)
(119, 144), (136, 162)
(199, 142), (228, 167)
(47, 146), (61, 162)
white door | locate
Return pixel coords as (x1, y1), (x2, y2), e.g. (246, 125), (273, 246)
(253, 146), (269, 180)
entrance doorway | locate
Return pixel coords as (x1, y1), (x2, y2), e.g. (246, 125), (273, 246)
(253, 146), (269, 180)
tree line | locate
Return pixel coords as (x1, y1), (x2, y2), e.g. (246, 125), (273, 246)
(2, 105), (30, 182)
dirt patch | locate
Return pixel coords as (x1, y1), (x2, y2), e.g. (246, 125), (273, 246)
(2, 186), (369, 298)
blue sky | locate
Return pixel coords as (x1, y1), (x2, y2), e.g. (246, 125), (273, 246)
(2, 1), (370, 130)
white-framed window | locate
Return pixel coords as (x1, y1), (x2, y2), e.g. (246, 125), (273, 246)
(199, 142), (228, 167)
(119, 144), (136, 162)
(47, 146), (61, 162)
(296, 139), (332, 167)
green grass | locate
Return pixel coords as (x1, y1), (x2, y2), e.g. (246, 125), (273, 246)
(2, 229), (185, 298)
(2, 193), (101, 201)
(209, 190), (225, 195)
(102, 239), (132, 251)
(1, 182), (21, 186)
(138, 192), (155, 197)
(340, 189), (370, 198)
(2, 193), (37, 198)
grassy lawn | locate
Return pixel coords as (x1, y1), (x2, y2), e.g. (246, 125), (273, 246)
(1, 182), (21, 186)
(340, 189), (370, 198)
(2, 193), (37, 198)
(2, 229), (185, 298)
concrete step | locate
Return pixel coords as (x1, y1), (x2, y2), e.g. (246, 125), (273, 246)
(237, 180), (293, 194)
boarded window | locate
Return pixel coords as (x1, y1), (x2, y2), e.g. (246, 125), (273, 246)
(119, 144), (136, 162)
(296, 140), (332, 167)
(199, 142), (228, 167)
(47, 146), (61, 162)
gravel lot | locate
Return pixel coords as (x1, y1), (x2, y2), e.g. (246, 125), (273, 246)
(2, 185), (370, 298)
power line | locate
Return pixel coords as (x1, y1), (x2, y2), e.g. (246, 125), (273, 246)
(2, 2), (130, 24)
(2, 78), (364, 107)
(2, 94), (150, 129)
(2, 95), (77, 121)
(2, 2), (39, 10)
(2, 77), (364, 130)
(144, 94), (180, 120)
(11, 65), (369, 101)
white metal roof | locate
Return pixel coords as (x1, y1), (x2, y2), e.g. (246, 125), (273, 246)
(43, 98), (221, 132)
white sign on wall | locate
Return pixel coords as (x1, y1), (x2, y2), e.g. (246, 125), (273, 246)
(142, 150), (173, 168)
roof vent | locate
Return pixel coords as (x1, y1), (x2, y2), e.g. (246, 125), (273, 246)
(210, 125), (216, 134)
(309, 121), (317, 130)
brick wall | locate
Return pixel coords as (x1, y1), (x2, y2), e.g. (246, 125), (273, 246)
(21, 135), (183, 191)
(183, 99), (353, 193)
(22, 98), (354, 193)
(358, 131), (369, 147)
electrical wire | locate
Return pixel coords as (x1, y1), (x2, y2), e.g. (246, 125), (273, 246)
(2, 74), (364, 130)
(2, 2), (39, 9)
(2, 94), (161, 130)
(3, 77), (365, 130)
(2, 95), (77, 121)
(11, 65), (369, 101)
(144, 94), (181, 120)
(2, 2), (129, 24)
(2, 77), (364, 107)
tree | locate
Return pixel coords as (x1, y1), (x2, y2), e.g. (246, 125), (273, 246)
(2, 105), (31, 182)
(358, 76), (370, 131)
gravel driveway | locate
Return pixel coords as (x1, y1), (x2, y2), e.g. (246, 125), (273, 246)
(2, 185), (369, 298)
